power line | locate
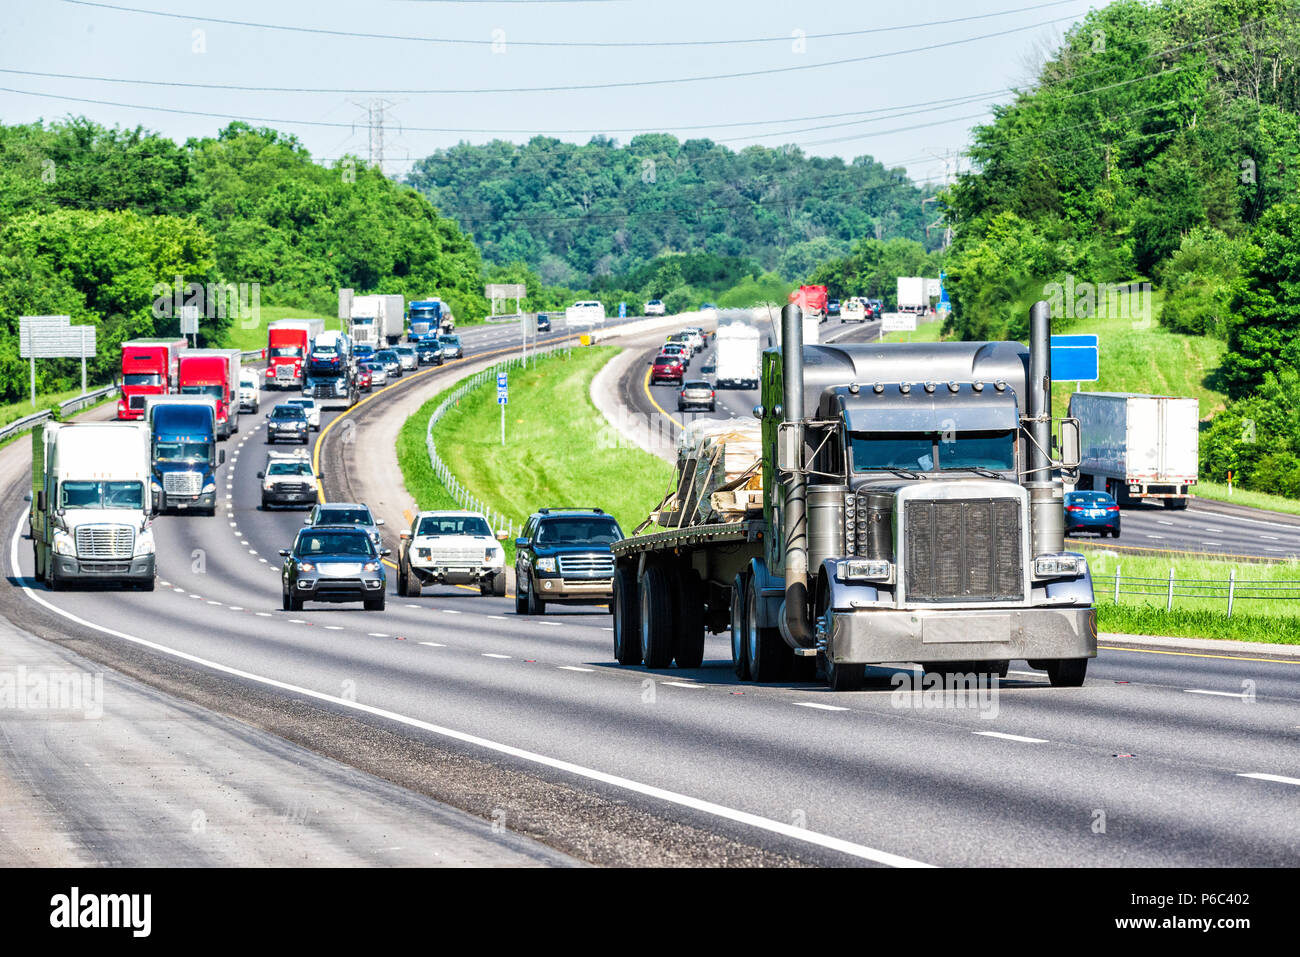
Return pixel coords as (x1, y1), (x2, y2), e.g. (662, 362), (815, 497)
(63, 0), (1087, 49)
(2, 12), (1088, 95)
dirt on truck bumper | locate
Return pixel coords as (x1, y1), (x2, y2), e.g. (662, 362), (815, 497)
(827, 606), (1096, 664)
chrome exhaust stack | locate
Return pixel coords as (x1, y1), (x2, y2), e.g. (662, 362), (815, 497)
(780, 303), (815, 648)
(1026, 300), (1065, 555)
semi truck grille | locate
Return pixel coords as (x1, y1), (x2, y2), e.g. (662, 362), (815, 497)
(276, 365), (296, 380)
(904, 499), (1022, 602)
(163, 471), (202, 495)
(76, 525), (134, 560)
(128, 395), (145, 410)
(557, 553), (615, 578)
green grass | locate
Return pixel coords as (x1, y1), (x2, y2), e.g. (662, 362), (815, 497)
(222, 304), (341, 352)
(429, 347), (673, 549)
(1190, 481), (1300, 516)
(0, 383), (116, 428)
(396, 382), (467, 516)
(1098, 605), (1300, 645)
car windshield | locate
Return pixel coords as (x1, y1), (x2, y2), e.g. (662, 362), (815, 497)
(180, 385), (223, 399)
(438, 336), (461, 346)
(123, 373), (162, 386)
(851, 431), (1016, 472)
(268, 461), (313, 476)
(288, 400), (314, 409)
(395, 347), (414, 355)
(536, 517), (622, 546)
(318, 508), (372, 525)
(271, 406), (305, 419)
(155, 441), (210, 462)
(295, 533), (375, 557)
(376, 351), (397, 361)
(417, 515), (492, 537)
(60, 480), (143, 509)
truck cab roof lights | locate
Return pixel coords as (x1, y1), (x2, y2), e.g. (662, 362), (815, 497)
(848, 382), (860, 395)
(923, 381), (937, 394)
(994, 379), (1008, 392)
(972, 381), (985, 392)
(899, 382), (911, 394)
(947, 381), (960, 393)
(873, 382), (884, 394)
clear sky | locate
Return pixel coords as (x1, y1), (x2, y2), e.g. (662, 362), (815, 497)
(0, 0), (1100, 188)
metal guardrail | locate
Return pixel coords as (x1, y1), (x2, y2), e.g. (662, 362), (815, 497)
(1105, 566), (1300, 616)
(425, 341), (572, 539)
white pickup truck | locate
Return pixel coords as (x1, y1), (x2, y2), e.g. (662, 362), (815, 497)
(397, 510), (507, 596)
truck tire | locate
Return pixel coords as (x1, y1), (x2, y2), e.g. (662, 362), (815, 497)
(1046, 658), (1088, 687)
(404, 563), (421, 597)
(612, 564), (641, 665)
(492, 571), (507, 597)
(396, 560), (408, 596)
(638, 564), (675, 669)
(514, 576), (529, 615)
(747, 582), (792, 682)
(1163, 497), (1188, 510)
(730, 574), (750, 680)
(673, 570), (706, 669)
(816, 587), (864, 690)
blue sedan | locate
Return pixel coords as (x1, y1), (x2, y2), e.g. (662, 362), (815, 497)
(1065, 490), (1121, 538)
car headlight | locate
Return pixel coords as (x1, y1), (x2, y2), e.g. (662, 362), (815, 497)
(53, 531), (76, 556)
(133, 530), (155, 556)
(840, 558), (892, 582)
(536, 557), (557, 573)
(485, 547), (501, 563)
(363, 561), (381, 572)
(1034, 555), (1087, 578)
(299, 561), (315, 572)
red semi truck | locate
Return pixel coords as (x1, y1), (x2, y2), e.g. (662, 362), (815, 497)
(178, 349), (241, 438)
(789, 284), (828, 320)
(265, 319), (326, 390)
(117, 338), (186, 420)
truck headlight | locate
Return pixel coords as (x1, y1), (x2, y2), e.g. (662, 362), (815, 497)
(840, 558), (892, 582)
(1034, 555), (1086, 578)
(485, 547), (501, 563)
(202, 482), (216, 493)
(53, 531), (76, 556)
(363, 561), (381, 572)
(263, 482), (275, 491)
(133, 530), (155, 556)
(536, 557), (557, 573)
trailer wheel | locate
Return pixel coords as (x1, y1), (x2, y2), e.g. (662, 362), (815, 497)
(612, 564), (640, 665)
(1046, 658), (1088, 687)
(747, 580), (791, 682)
(1162, 497), (1188, 510)
(730, 574), (750, 680)
(673, 569), (706, 670)
(638, 564), (675, 669)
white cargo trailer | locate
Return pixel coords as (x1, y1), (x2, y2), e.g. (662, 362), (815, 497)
(714, 323), (760, 389)
(350, 294), (405, 346)
(896, 276), (928, 313)
(1068, 392), (1199, 508)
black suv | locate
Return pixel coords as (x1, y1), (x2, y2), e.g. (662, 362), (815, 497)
(514, 508), (623, 615)
(266, 403), (309, 444)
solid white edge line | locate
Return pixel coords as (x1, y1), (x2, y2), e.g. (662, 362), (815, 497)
(8, 511), (930, 869)
(794, 702), (849, 711)
(558, 666), (594, 672)
(1237, 773), (1300, 786)
(1184, 689), (1249, 698)
(661, 681), (704, 689)
(973, 731), (1048, 743)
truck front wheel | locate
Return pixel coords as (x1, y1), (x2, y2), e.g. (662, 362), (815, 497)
(730, 574), (750, 680)
(747, 583), (792, 682)
(1046, 658), (1088, 687)
(817, 588), (864, 691)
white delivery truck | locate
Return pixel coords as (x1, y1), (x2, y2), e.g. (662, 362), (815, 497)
(30, 422), (156, 589)
(714, 323), (761, 389)
(896, 276), (928, 314)
(565, 301), (606, 327)
(1069, 392), (1199, 508)
(350, 294), (405, 346)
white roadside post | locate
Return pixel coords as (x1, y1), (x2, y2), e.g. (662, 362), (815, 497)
(498, 371), (508, 446)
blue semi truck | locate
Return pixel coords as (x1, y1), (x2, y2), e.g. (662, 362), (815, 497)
(145, 396), (224, 515)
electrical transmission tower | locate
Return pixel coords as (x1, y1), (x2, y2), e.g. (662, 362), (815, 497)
(351, 98), (402, 175)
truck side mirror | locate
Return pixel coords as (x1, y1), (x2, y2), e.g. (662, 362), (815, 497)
(375, 518), (384, 526)
(399, 530), (412, 541)
(219, 450), (226, 465)
(515, 537), (528, 548)
(1058, 417), (1081, 470)
(256, 471), (264, 479)
(776, 423), (802, 473)
(496, 530), (509, 540)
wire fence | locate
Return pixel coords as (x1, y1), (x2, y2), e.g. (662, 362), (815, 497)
(1104, 565), (1300, 616)
(425, 339), (573, 539)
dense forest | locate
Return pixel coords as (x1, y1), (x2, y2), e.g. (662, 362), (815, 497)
(405, 135), (938, 286)
(933, 0), (1300, 496)
(0, 120), (487, 403)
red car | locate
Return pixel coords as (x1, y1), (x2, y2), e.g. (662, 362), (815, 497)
(356, 365), (373, 393)
(651, 354), (684, 384)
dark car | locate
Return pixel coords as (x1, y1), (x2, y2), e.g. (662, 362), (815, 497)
(305, 502), (384, 548)
(1065, 490), (1121, 538)
(265, 403), (309, 444)
(651, 354), (684, 385)
(438, 334), (464, 360)
(374, 349), (402, 378)
(356, 364), (373, 392)
(415, 338), (445, 365)
(280, 526), (389, 611)
(514, 508), (623, 615)
(354, 344), (375, 362)
(678, 379), (716, 412)
(537, 313), (552, 332)
(827, 299), (841, 318)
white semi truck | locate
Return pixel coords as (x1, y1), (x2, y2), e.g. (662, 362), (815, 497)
(1069, 392), (1199, 508)
(30, 422), (157, 590)
(349, 294), (405, 346)
(896, 276), (929, 314)
(714, 323), (761, 389)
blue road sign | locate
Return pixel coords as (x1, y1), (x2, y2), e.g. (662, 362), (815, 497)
(497, 371), (508, 404)
(619, 302), (627, 319)
(1050, 334), (1099, 382)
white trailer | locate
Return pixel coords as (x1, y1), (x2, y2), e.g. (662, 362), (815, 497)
(30, 422), (156, 589)
(350, 294), (405, 346)
(896, 276), (928, 313)
(714, 323), (760, 389)
(1068, 392), (1199, 508)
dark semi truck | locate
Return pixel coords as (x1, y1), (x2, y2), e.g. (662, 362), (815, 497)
(610, 301), (1096, 690)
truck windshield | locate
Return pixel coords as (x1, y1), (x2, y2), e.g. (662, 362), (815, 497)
(536, 517), (622, 546)
(417, 516), (491, 537)
(409, 307), (440, 320)
(60, 480), (144, 509)
(181, 385), (223, 399)
(123, 373), (162, 386)
(155, 442), (210, 463)
(851, 431), (1015, 473)
(270, 346), (303, 358)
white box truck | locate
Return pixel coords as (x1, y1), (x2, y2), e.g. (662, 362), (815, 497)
(714, 323), (760, 389)
(896, 276), (928, 314)
(30, 422), (156, 589)
(1069, 392), (1199, 508)
(350, 294), (405, 346)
